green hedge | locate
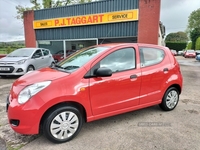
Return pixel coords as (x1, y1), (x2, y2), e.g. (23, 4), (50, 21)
(165, 42), (187, 51)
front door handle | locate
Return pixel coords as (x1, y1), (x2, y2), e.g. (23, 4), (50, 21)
(130, 74), (137, 79)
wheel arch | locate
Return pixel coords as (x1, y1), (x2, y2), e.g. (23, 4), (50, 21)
(27, 64), (35, 70)
(164, 84), (182, 96)
(39, 101), (87, 134)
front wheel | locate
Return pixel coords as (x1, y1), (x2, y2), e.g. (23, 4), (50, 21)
(159, 87), (179, 111)
(43, 106), (83, 143)
(27, 65), (35, 72)
(50, 62), (55, 67)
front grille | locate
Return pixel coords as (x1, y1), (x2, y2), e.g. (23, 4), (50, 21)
(6, 95), (10, 112)
(0, 62), (15, 65)
(0, 66), (15, 73)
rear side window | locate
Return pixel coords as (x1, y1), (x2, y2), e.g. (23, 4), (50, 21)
(140, 47), (165, 67)
(42, 49), (50, 56)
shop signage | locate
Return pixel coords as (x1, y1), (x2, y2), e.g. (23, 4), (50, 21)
(33, 9), (138, 29)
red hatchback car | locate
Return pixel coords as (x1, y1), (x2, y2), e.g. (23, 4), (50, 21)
(184, 50), (196, 58)
(7, 43), (183, 143)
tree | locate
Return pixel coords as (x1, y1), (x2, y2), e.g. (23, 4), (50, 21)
(165, 32), (188, 42)
(186, 42), (192, 50)
(187, 8), (200, 33)
(16, 0), (97, 21)
(190, 28), (200, 49)
(186, 8), (200, 49)
(195, 37), (200, 50)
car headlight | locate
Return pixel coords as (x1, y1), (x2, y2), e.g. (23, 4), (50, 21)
(18, 81), (51, 104)
(16, 59), (27, 65)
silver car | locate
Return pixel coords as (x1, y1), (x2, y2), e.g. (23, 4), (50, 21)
(0, 48), (55, 76)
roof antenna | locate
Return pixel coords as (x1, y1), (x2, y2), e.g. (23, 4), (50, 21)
(100, 28), (113, 44)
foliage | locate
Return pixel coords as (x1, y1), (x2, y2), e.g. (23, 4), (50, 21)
(186, 42), (192, 50)
(195, 37), (200, 50)
(16, 0), (97, 21)
(187, 8), (200, 33)
(190, 28), (200, 49)
(0, 42), (25, 54)
(165, 42), (187, 51)
(165, 32), (188, 42)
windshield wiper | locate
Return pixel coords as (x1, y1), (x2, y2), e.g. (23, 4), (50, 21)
(64, 65), (80, 70)
(51, 64), (65, 69)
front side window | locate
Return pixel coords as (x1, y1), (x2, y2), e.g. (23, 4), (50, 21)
(33, 50), (43, 58)
(100, 48), (136, 73)
(140, 47), (165, 67)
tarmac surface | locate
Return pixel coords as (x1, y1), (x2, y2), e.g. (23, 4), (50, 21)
(0, 56), (200, 150)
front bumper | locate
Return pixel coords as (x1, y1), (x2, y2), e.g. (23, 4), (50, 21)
(6, 95), (43, 134)
(0, 64), (27, 75)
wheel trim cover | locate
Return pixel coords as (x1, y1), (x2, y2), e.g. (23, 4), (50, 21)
(50, 111), (79, 140)
(166, 90), (178, 109)
(28, 67), (34, 71)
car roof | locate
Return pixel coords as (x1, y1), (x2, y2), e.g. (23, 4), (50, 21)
(96, 43), (166, 49)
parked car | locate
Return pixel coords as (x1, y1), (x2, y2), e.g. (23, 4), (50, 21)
(0, 48), (55, 77)
(177, 50), (184, 56)
(184, 50), (196, 58)
(171, 50), (177, 56)
(0, 54), (6, 59)
(195, 50), (200, 56)
(53, 50), (77, 63)
(196, 54), (200, 61)
(7, 43), (183, 143)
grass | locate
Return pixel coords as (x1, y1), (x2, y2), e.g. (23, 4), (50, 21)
(6, 143), (25, 150)
(0, 49), (7, 54)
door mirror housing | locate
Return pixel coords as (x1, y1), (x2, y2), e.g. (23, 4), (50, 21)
(95, 67), (112, 77)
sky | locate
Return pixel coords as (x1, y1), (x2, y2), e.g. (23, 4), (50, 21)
(0, 0), (200, 42)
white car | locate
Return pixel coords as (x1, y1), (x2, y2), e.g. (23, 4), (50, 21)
(0, 48), (55, 77)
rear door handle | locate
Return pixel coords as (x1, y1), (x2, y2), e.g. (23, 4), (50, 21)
(163, 68), (168, 72)
(130, 74), (137, 79)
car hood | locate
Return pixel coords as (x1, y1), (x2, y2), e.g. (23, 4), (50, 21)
(14, 68), (70, 86)
(0, 56), (29, 62)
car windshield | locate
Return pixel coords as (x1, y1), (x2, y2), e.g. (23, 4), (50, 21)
(55, 46), (109, 73)
(7, 48), (35, 57)
(187, 50), (195, 53)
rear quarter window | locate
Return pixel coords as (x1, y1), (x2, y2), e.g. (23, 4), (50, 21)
(139, 47), (165, 67)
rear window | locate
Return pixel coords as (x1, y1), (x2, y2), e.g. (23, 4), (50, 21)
(139, 47), (165, 67)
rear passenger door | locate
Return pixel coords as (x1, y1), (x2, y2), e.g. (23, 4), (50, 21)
(139, 46), (171, 105)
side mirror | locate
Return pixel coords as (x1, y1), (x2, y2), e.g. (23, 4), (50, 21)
(32, 55), (40, 59)
(95, 67), (112, 77)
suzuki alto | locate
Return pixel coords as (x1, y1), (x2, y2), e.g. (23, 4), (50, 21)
(7, 43), (183, 143)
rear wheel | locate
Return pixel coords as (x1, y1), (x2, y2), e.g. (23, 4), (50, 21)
(43, 106), (83, 143)
(159, 87), (179, 111)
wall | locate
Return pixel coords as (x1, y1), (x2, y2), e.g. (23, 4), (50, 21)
(24, 0), (161, 46)
(138, 0), (161, 44)
(23, 10), (36, 47)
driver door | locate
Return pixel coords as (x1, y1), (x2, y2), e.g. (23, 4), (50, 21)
(89, 47), (142, 116)
(31, 49), (44, 69)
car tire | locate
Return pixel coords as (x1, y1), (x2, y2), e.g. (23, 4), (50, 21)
(159, 87), (179, 111)
(43, 106), (83, 143)
(27, 65), (35, 72)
